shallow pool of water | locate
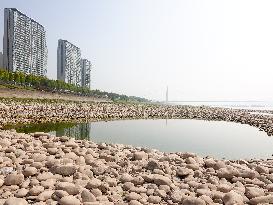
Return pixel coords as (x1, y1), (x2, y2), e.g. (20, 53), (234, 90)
(8, 119), (273, 159)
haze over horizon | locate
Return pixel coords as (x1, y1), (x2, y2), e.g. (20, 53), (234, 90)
(1, 0), (273, 102)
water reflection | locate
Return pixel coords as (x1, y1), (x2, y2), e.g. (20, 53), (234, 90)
(8, 122), (91, 140)
(6, 119), (273, 159)
(55, 123), (90, 140)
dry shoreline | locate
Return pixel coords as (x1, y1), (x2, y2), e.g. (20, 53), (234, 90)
(1, 99), (273, 204)
(1, 98), (273, 135)
(0, 88), (109, 103)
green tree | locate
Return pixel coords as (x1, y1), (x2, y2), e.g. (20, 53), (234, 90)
(25, 74), (32, 86)
(8, 72), (14, 83)
(14, 72), (20, 84)
(19, 72), (26, 85)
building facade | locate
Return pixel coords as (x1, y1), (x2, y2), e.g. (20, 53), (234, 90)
(81, 59), (91, 88)
(0, 52), (3, 68)
(57, 39), (82, 86)
(3, 8), (47, 76)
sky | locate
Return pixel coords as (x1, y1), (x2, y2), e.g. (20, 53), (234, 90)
(1, 0), (273, 101)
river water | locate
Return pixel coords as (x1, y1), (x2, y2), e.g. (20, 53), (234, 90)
(9, 119), (273, 160)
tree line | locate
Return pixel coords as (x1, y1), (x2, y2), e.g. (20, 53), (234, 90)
(0, 68), (149, 102)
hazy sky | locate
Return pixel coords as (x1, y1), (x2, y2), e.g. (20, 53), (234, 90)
(1, 0), (273, 101)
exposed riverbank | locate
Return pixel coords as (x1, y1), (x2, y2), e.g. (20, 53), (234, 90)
(0, 88), (110, 103)
(1, 130), (273, 204)
(1, 98), (273, 136)
(1, 99), (273, 204)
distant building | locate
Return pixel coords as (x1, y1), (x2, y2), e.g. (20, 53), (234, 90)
(3, 8), (47, 76)
(57, 39), (82, 86)
(81, 59), (91, 88)
(0, 52), (3, 68)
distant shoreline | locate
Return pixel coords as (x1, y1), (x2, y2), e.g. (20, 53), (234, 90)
(0, 87), (110, 103)
(1, 97), (273, 136)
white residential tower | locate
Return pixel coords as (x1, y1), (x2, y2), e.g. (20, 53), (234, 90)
(57, 39), (82, 86)
(81, 59), (91, 88)
(3, 8), (47, 76)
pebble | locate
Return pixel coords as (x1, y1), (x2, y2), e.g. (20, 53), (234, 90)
(4, 198), (28, 205)
(153, 174), (172, 186)
(81, 189), (96, 202)
(249, 195), (273, 204)
(54, 165), (77, 176)
(23, 167), (37, 177)
(147, 195), (161, 203)
(0, 101), (273, 203)
(223, 190), (244, 205)
(55, 182), (80, 195)
(37, 190), (54, 201)
(4, 174), (24, 185)
(14, 188), (28, 197)
(59, 196), (81, 205)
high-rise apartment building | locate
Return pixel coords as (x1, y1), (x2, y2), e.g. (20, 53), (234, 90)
(3, 8), (47, 76)
(81, 59), (91, 88)
(57, 39), (82, 86)
(0, 52), (3, 68)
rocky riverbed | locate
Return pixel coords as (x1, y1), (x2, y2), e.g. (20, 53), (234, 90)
(1, 129), (273, 204)
(1, 99), (273, 136)
(1, 99), (273, 204)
